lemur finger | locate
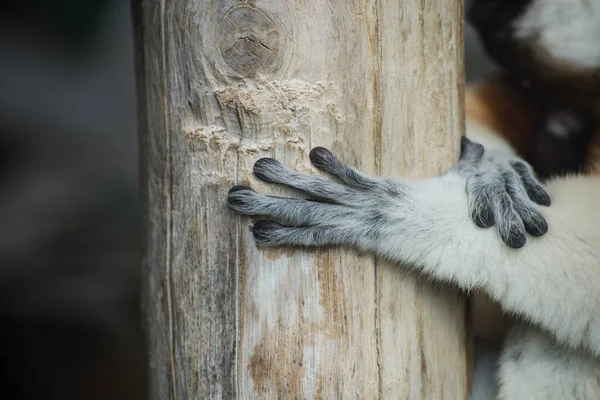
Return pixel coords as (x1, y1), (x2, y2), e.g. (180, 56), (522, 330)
(227, 186), (354, 225)
(459, 137), (485, 165)
(503, 172), (548, 237)
(252, 220), (364, 247)
(491, 188), (527, 248)
(253, 158), (364, 204)
(309, 147), (381, 189)
(466, 174), (495, 228)
(511, 161), (551, 207)
(453, 137), (485, 177)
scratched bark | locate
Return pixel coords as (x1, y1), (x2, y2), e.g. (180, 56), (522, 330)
(134, 0), (468, 399)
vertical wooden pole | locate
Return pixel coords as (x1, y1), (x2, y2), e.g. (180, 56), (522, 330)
(376, 2), (468, 397)
(134, 0), (467, 399)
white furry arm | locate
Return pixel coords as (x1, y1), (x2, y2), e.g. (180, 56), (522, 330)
(227, 142), (600, 357)
(376, 172), (600, 357)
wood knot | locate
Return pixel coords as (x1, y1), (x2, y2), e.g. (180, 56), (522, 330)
(219, 5), (281, 77)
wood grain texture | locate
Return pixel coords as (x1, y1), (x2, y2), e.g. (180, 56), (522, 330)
(134, 0), (468, 399)
(377, 2), (468, 398)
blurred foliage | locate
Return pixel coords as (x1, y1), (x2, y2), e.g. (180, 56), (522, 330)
(0, 0), (112, 48)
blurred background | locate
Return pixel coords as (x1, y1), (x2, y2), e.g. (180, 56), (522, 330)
(0, 1), (497, 399)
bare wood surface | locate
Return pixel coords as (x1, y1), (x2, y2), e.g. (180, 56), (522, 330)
(134, 0), (467, 399)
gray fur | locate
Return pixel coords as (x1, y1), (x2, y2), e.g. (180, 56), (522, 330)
(230, 140), (549, 250)
(230, 149), (408, 248)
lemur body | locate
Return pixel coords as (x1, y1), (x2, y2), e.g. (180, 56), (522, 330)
(469, 0), (600, 180)
(228, 1), (600, 398)
(468, 0), (600, 353)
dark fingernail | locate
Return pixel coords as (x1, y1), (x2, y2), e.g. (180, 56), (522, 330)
(309, 147), (334, 168)
(252, 220), (282, 241)
(531, 190), (551, 207)
(227, 186), (254, 207)
(525, 217), (548, 237)
(504, 226), (527, 248)
(472, 206), (495, 228)
(253, 158), (282, 180)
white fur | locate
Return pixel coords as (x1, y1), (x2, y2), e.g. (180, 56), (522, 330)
(372, 173), (598, 342)
(514, 0), (600, 69)
(497, 325), (600, 400)
(466, 120), (516, 154)
(377, 164), (600, 349)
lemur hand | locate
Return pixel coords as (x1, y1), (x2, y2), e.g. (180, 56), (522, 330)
(453, 137), (550, 248)
(228, 138), (550, 250)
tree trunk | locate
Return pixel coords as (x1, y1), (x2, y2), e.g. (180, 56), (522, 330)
(134, 0), (468, 399)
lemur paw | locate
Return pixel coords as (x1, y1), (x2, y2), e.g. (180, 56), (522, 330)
(227, 147), (405, 248)
(228, 143), (550, 250)
(456, 137), (551, 248)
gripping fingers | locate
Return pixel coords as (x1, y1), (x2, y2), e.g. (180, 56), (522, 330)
(503, 171), (548, 237)
(466, 176), (495, 228)
(459, 137), (551, 247)
(252, 220), (358, 247)
(253, 157), (365, 204)
(227, 186), (354, 226)
(490, 189), (527, 248)
(467, 174), (528, 248)
(466, 160), (549, 248)
(309, 147), (381, 189)
(511, 161), (552, 206)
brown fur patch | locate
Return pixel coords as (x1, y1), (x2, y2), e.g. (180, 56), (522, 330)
(466, 76), (533, 155)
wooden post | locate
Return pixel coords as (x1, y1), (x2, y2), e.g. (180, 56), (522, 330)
(134, 1), (468, 399)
